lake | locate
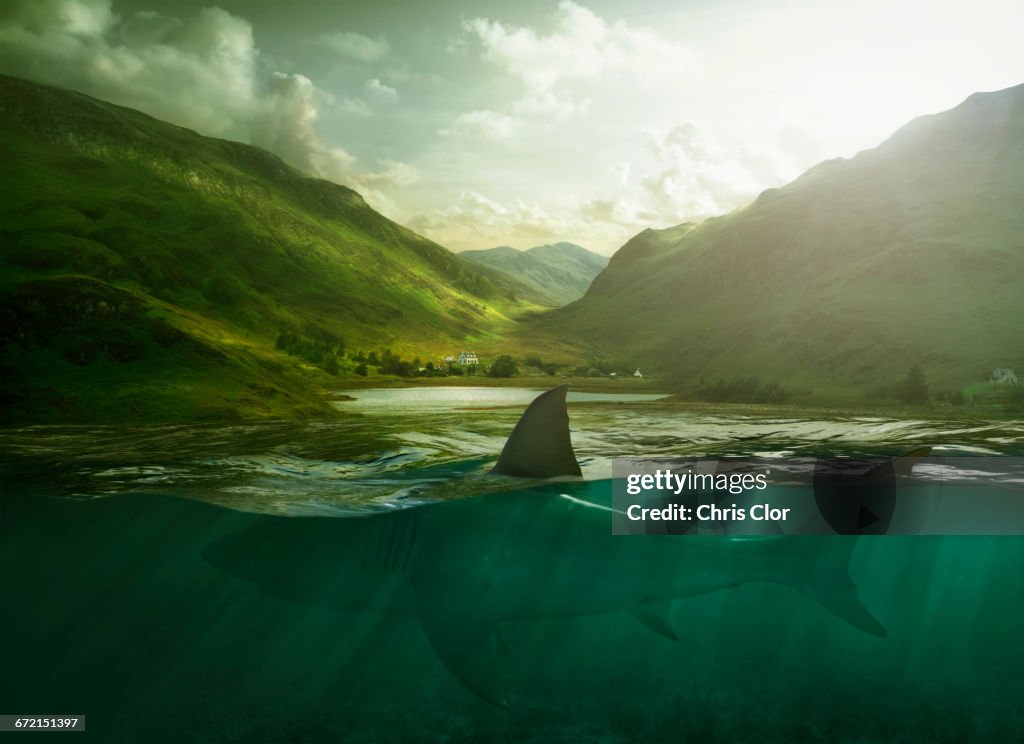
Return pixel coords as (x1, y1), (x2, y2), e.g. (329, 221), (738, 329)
(1, 388), (1022, 742)
(3, 387), (1017, 513)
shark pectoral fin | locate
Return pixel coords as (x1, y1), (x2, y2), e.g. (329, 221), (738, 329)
(629, 601), (678, 641)
(492, 385), (582, 478)
(805, 576), (887, 639)
(413, 577), (508, 707)
(791, 538), (887, 638)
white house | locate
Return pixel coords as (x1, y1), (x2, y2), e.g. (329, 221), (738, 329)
(458, 351), (479, 366)
(633, 368), (643, 378)
(991, 367), (1018, 384)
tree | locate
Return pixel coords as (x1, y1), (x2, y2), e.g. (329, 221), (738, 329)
(321, 354), (339, 376)
(898, 363), (928, 403)
(488, 355), (518, 378)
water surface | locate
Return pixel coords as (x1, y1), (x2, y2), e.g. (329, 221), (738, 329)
(2, 389), (1022, 742)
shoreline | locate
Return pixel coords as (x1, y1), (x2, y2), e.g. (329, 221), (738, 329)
(328, 375), (1023, 421)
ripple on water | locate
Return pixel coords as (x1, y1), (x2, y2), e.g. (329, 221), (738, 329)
(2, 388), (1021, 514)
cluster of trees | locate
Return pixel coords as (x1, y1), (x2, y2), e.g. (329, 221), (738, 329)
(896, 363), (928, 403)
(487, 355), (517, 378)
(570, 356), (630, 378)
(697, 376), (791, 404)
(349, 349), (430, 378)
(524, 354), (558, 376)
(275, 327), (345, 376)
(866, 364), (934, 404)
(272, 340), (638, 382)
(346, 349), (489, 378)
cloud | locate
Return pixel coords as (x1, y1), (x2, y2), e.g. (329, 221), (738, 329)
(639, 123), (760, 218)
(333, 96), (372, 116)
(363, 77), (398, 104)
(0, 0), (258, 138)
(511, 90), (587, 120)
(251, 72), (327, 174)
(407, 189), (638, 254)
(355, 159), (419, 189)
(463, 1), (698, 94)
(439, 110), (521, 140)
(578, 122), (802, 236)
(318, 30), (389, 62)
(639, 123), (797, 219)
(440, 1), (698, 143)
(419, 117), (800, 253)
(0, 0), (404, 205)
(409, 191), (574, 248)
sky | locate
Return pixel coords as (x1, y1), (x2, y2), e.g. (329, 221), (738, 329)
(1, 0), (1021, 254)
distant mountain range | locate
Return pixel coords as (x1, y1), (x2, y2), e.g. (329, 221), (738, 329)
(3, 73), (1021, 422)
(532, 84), (1024, 398)
(459, 242), (608, 306)
(0, 75), (534, 423)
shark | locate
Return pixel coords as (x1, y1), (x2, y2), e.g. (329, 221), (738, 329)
(203, 385), (888, 705)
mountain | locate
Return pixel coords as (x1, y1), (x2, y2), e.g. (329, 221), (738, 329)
(0, 75), (534, 423)
(459, 242), (609, 306)
(532, 85), (1024, 400)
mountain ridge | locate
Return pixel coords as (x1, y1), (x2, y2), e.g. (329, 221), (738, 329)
(532, 84), (1024, 399)
(0, 74), (537, 423)
(459, 242), (609, 306)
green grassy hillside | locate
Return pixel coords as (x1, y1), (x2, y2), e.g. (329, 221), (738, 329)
(531, 85), (1024, 403)
(0, 75), (536, 423)
(460, 242), (609, 306)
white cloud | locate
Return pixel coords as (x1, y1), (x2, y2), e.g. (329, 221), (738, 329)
(0, 1), (259, 138)
(439, 110), (521, 140)
(407, 190), (639, 254)
(0, 0), (405, 206)
(577, 123), (802, 236)
(333, 96), (372, 116)
(511, 90), (587, 120)
(355, 159), (419, 189)
(639, 123), (759, 218)
(409, 191), (574, 248)
(363, 77), (398, 104)
(440, 1), (698, 148)
(251, 72), (325, 174)
(639, 123), (798, 219)
(318, 30), (389, 62)
(463, 1), (699, 94)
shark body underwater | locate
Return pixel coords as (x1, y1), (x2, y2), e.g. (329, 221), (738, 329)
(203, 385), (891, 706)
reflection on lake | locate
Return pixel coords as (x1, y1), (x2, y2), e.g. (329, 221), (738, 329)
(334, 385), (668, 412)
(2, 387), (1021, 515)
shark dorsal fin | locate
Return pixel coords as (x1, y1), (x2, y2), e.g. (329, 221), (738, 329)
(894, 447), (931, 476)
(492, 385), (582, 478)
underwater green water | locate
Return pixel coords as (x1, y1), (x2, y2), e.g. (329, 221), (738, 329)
(1, 391), (1022, 742)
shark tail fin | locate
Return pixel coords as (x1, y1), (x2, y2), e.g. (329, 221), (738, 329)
(792, 537), (887, 638)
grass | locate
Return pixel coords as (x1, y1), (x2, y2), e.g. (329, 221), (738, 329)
(2, 76), (1021, 424)
(528, 86), (1024, 407)
(0, 75), (555, 424)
